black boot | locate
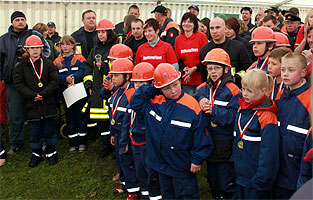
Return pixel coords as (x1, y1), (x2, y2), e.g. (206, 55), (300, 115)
(29, 157), (42, 167)
(48, 155), (58, 165)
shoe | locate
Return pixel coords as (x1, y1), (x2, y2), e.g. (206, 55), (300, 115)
(78, 145), (86, 152)
(0, 159), (6, 167)
(7, 146), (23, 155)
(113, 185), (125, 193)
(29, 157), (42, 168)
(126, 193), (139, 200)
(48, 156), (58, 165)
(69, 147), (77, 152)
(112, 173), (120, 181)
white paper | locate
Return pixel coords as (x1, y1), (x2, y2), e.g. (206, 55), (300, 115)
(62, 82), (87, 108)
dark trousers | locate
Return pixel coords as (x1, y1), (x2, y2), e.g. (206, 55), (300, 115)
(207, 161), (237, 199)
(65, 98), (86, 147)
(0, 127), (7, 159)
(132, 144), (149, 197)
(28, 117), (57, 158)
(4, 83), (24, 149)
(237, 185), (272, 199)
(112, 132), (125, 186)
(147, 166), (162, 199)
(159, 172), (199, 199)
(99, 120), (111, 147)
(273, 185), (295, 199)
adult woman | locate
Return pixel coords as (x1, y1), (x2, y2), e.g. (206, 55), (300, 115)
(32, 23), (58, 61)
(225, 17), (254, 61)
(200, 17), (211, 40)
(135, 18), (178, 69)
(175, 12), (208, 94)
(295, 9), (313, 51)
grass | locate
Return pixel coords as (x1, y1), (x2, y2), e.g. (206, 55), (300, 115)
(0, 124), (212, 199)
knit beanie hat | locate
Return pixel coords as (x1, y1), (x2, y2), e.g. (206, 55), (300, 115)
(11, 11), (26, 22)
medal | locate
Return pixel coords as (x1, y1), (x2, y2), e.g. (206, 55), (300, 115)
(237, 140), (243, 149)
(237, 111), (258, 149)
(211, 121), (217, 127)
(111, 118), (115, 125)
(29, 57), (43, 88)
(110, 83), (130, 126)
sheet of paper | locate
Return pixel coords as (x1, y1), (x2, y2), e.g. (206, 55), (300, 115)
(62, 82), (87, 108)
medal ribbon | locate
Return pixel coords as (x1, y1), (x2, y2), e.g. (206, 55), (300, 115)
(29, 57), (43, 82)
(209, 80), (221, 107)
(238, 111), (257, 138)
(111, 83), (130, 118)
(270, 81), (284, 100)
(259, 57), (269, 71)
(130, 109), (137, 127)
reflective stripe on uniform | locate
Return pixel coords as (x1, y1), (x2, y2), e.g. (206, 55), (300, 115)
(236, 70), (246, 78)
(242, 135), (261, 142)
(90, 114), (110, 119)
(87, 123), (97, 127)
(214, 100), (229, 107)
(68, 133), (78, 138)
(170, 120), (191, 128)
(32, 152), (41, 157)
(83, 75), (93, 82)
(0, 150), (5, 156)
(149, 110), (162, 121)
(90, 108), (109, 113)
(81, 102), (88, 113)
(78, 132), (87, 137)
(46, 151), (57, 158)
(101, 131), (110, 136)
(287, 125), (308, 135)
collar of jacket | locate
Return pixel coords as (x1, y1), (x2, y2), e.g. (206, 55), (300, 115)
(284, 80), (309, 97)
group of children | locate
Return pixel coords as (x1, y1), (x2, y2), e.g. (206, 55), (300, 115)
(7, 19), (313, 200)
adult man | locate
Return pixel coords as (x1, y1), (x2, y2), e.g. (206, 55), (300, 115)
(46, 22), (61, 46)
(240, 7), (255, 30)
(255, 9), (265, 27)
(71, 10), (97, 60)
(285, 14), (301, 45)
(114, 5), (140, 43)
(188, 5), (199, 17)
(265, 7), (284, 29)
(151, 5), (179, 49)
(0, 11), (50, 154)
(124, 18), (147, 60)
(197, 17), (251, 85)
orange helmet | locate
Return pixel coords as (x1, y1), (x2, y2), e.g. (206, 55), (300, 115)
(108, 44), (133, 60)
(274, 32), (290, 47)
(24, 35), (43, 48)
(202, 48), (231, 70)
(96, 18), (114, 31)
(250, 27), (276, 43)
(154, 63), (181, 89)
(110, 58), (134, 74)
(131, 62), (154, 81)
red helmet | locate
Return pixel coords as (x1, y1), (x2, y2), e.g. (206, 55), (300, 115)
(250, 27), (276, 43)
(154, 63), (181, 89)
(202, 48), (231, 70)
(96, 18), (114, 31)
(274, 32), (291, 47)
(108, 44), (133, 60)
(131, 62), (154, 81)
(24, 35), (43, 48)
(110, 58), (134, 74)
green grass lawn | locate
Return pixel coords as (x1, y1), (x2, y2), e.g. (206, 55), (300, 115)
(0, 128), (212, 199)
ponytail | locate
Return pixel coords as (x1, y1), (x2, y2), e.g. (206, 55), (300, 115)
(265, 74), (274, 97)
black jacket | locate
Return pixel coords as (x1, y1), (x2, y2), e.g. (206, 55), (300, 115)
(46, 32), (61, 45)
(124, 35), (147, 60)
(197, 38), (252, 83)
(71, 27), (97, 60)
(13, 57), (58, 121)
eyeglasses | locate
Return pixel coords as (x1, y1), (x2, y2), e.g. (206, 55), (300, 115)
(207, 66), (223, 72)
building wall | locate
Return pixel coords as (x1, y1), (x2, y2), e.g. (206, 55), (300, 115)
(0, 0), (310, 36)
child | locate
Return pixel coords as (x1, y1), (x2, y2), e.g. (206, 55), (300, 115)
(194, 48), (241, 199)
(13, 35), (59, 167)
(231, 69), (279, 199)
(274, 52), (311, 199)
(249, 27), (276, 72)
(54, 35), (86, 152)
(119, 62), (155, 199)
(83, 19), (117, 156)
(129, 63), (213, 199)
(267, 47), (291, 100)
(100, 58), (139, 197)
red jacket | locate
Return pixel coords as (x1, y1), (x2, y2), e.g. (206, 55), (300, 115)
(0, 82), (7, 123)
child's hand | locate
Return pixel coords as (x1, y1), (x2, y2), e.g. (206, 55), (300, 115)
(66, 74), (74, 86)
(199, 98), (212, 114)
(103, 79), (113, 90)
(190, 163), (201, 173)
(302, 49), (313, 62)
(89, 88), (92, 95)
(110, 136), (115, 146)
(34, 93), (43, 101)
(123, 144), (129, 154)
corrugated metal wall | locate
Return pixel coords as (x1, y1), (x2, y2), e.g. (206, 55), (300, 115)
(0, 0), (310, 36)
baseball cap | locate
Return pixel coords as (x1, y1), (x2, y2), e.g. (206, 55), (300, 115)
(151, 5), (167, 14)
(188, 5), (199, 12)
(47, 22), (56, 27)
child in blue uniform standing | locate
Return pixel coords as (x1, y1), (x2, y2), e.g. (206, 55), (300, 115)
(13, 35), (59, 167)
(54, 35), (87, 152)
(249, 27), (276, 72)
(129, 63), (213, 199)
(194, 48), (241, 199)
(274, 52), (311, 199)
(100, 58), (139, 198)
(231, 69), (280, 199)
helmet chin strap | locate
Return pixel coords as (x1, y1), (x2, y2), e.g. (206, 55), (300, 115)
(260, 42), (273, 58)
